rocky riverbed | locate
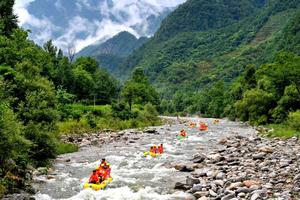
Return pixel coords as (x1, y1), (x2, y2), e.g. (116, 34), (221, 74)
(7, 117), (299, 200)
(174, 134), (300, 200)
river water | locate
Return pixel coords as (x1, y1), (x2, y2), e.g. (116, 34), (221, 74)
(33, 117), (255, 200)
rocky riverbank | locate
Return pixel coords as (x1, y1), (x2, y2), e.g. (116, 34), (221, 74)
(60, 128), (162, 147)
(174, 134), (300, 200)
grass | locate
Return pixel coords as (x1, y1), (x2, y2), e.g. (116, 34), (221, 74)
(265, 124), (300, 139)
(56, 141), (79, 155)
(57, 103), (162, 135)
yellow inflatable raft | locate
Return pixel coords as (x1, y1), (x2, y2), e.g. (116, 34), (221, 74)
(83, 177), (113, 191)
(144, 151), (161, 157)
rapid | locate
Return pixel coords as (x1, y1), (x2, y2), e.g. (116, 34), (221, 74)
(33, 117), (255, 200)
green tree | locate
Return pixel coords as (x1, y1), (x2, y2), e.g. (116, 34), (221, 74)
(235, 89), (276, 124)
(121, 68), (159, 110)
(0, 0), (18, 37)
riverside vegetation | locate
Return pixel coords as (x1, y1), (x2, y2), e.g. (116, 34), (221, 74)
(0, 0), (160, 197)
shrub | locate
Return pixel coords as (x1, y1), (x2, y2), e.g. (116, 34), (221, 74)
(287, 110), (300, 131)
(56, 142), (78, 155)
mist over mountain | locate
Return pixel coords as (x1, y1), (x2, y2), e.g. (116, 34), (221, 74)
(14, 0), (186, 52)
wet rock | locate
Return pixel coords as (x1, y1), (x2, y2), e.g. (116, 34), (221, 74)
(192, 153), (206, 163)
(144, 129), (158, 134)
(174, 164), (194, 172)
(174, 182), (191, 190)
(198, 197), (208, 200)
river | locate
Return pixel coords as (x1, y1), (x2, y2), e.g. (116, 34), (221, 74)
(33, 117), (255, 200)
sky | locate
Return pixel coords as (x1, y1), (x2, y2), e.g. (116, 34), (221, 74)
(14, 0), (186, 52)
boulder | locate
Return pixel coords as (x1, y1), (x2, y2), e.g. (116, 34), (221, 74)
(186, 176), (200, 185)
(192, 153), (206, 163)
(174, 182), (191, 190)
(243, 180), (259, 188)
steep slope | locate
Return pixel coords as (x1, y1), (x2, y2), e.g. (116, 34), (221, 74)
(76, 31), (149, 73)
(119, 0), (300, 97)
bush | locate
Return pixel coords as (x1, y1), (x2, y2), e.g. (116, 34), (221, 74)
(287, 110), (300, 131)
(56, 142), (78, 155)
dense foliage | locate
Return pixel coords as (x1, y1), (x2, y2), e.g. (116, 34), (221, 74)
(0, 1), (160, 196)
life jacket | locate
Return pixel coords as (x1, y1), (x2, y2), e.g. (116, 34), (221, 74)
(153, 146), (157, 154)
(200, 124), (208, 130)
(180, 131), (186, 137)
(160, 145), (164, 153)
(150, 147), (154, 153)
(97, 168), (106, 177)
(157, 146), (162, 154)
(89, 174), (99, 183)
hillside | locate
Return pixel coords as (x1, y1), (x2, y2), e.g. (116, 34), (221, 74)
(118, 0), (300, 97)
(76, 31), (149, 73)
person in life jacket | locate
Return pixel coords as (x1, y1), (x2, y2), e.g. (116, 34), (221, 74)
(150, 146), (154, 153)
(89, 170), (100, 184)
(97, 164), (107, 178)
(158, 144), (163, 154)
(199, 122), (208, 131)
(100, 158), (107, 167)
(153, 145), (158, 154)
(102, 164), (111, 179)
(180, 129), (187, 137)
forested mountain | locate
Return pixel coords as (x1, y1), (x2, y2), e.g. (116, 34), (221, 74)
(119, 0), (299, 93)
(76, 32), (148, 73)
(117, 0), (300, 127)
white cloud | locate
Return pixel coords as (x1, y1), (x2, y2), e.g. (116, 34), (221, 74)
(15, 0), (187, 52)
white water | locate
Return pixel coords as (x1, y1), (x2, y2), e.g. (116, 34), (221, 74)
(33, 117), (255, 200)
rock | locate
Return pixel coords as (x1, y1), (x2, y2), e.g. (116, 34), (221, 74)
(250, 192), (261, 200)
(208, 153), (222, 162)
(206, 170), (217, 178)
(236, 187), (255, 193)
(36, 167), (48, 175)
(221, 193), (236, 200)
(144, 129), (158, 134)
(186, 176), (200, 185)
(216, 172), (225, 180)
(174, 164), (195, 172)
(174, 182), (191, 190)
(252, 153), (266, 160)
(219, 138), (227, 145)
(191, 184), (203, 193)
(259, 146), (274, 153)
(193, 191), (209, 199)
(198, 197), (208, 200)
(209, 189), (218, 197)
(238, 192), (246, 198)
(243, 180), (259, 188)
(228, 182), (243, 190)
(192, 153), (206, 163)
(213, 180), (224, 187)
